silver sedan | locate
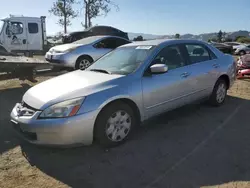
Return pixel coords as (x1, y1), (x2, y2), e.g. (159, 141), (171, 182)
(45, 35), (131, 70)
(11, 39), (236, 147)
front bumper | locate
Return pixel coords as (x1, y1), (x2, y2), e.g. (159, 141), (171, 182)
(10, 103), (99, 146)
(45, 52), (76, 68)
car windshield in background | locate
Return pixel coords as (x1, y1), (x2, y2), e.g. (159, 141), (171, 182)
(87, 46), (155, 75)
(73, 36), (103, 45)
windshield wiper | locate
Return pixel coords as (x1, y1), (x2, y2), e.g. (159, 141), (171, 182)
(89, 69), (111, 74)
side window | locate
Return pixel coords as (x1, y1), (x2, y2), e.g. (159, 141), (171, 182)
(95, 38), (129, 49)
(115, 38), (130, 47)
(185, 44), (212, 64)
(6, 22), (23, 35)
(28, 23), (38, 34)
(153, 45), (185, 70)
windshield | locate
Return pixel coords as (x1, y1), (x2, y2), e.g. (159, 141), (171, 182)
(87, 45), (155, 75)
(0, 20), (4, 34)
(73, 36), (103, 45)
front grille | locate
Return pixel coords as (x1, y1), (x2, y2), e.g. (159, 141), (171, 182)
(18, 102), (38, 116)
(22, 102), (38, 111)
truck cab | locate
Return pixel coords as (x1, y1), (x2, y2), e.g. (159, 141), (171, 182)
(0, 15), (47, 55)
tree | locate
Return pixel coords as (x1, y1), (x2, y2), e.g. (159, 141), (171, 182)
(133, 35), (143, 41)
(175, 33), (180, 39)
(217, 30), (223, 42)
(82, 0), (119, 28)
(49, 0), (78, 33)
(236, 36), (250, 43)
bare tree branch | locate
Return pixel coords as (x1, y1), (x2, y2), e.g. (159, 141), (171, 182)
(49, 0), (78, 33)
(82, 0), (119, 28)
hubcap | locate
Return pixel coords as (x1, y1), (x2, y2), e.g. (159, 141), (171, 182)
(216, 83), (226, 103)
(105, 110), (132, 142)
(79, 59), (91, 70)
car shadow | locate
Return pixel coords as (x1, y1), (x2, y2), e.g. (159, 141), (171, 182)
(19, 96), (250, 188)
(0, 83), (33, 154)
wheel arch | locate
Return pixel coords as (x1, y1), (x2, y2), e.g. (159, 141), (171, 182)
(218, 74), (230, 89)
(94, 97), (142, 129)
(75, 54), (94, 69)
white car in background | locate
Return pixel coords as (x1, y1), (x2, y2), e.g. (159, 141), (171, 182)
(234, 44), (250, 55)
(224, 42), (243, 49)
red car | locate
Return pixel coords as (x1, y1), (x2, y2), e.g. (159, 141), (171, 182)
(237, 54), (250, 78)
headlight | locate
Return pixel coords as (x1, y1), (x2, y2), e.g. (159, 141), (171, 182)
(39, 97), (85, 118)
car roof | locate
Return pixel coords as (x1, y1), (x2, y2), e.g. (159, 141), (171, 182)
(72, 35), (130, 45)
(122, 39), (208, 47)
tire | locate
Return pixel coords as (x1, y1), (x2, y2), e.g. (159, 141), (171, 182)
(209, 79), (227, 106)
(94, 102), (136, 147)
(75, 56), (93, 70)
(239, 50), (246, 56)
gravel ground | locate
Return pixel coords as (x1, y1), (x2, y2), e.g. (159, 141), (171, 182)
(0, 76), (250, 188)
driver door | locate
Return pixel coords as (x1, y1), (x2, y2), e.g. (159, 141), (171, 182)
(4, 21), (28, 52)
(142, 44), (194, 119)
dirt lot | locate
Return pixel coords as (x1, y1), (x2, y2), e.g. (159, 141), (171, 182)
(0, 75), (250, 188)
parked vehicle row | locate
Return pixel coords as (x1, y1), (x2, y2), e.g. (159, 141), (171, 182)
(11, 39), (237, 147)
(209, 42), (233, 54)
(212, 41), (250, 55)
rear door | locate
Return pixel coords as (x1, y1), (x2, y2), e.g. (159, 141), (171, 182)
(26, 20), (42, 50)
(181, 43), (219, 100)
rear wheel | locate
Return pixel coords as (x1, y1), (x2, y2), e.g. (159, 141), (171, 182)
(75, 56), (93, 70)
(209, 79), (227, 106)
(94, 102), (136, 147)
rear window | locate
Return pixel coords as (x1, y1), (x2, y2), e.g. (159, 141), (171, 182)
(28, 23), (38, 34)
(185, 44), (214, 64)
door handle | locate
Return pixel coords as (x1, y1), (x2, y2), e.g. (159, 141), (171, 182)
(213, 63), (219, 68)
(181, 72), (190, 78)
(23, 39), (26, 44)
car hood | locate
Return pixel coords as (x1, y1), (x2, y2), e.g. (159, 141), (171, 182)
(50, 43), (82, 52)
(23, 71), (124, 110)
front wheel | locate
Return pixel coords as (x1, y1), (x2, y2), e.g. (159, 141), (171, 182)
(94, 102), (136, 147)
(209, 79), (227, 106)
(75, 56), (93, 70)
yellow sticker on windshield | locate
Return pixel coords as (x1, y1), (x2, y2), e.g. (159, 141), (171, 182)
(136, 46), (152, 50)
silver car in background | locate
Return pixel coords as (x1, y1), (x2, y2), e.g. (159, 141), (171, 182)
(45, 36), (131, 70)
(234, 44), (250, 55)
(11, 39), (236, 147)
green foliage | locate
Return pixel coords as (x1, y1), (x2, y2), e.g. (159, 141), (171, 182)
(49, 0), (78, 33)
(175, 33), (180, 39)
(83, 0), (119, 28)
(236, 36), (250, 43)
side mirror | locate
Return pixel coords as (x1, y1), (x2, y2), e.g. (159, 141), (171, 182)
(150, 64), (168, 74)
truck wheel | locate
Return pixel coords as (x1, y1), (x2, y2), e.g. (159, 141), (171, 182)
(94, 102), (136, 147)
(75, 56), (93, 70)
(209, 79), (227, 106)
